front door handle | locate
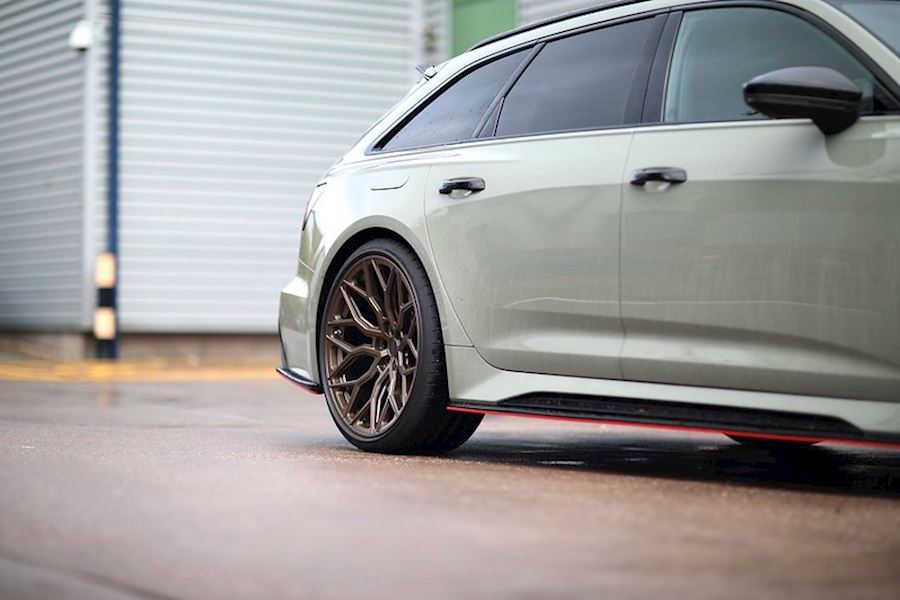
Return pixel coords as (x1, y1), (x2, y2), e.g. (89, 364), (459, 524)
(439, 177), (486, 195)
(630, 167), (688, 186)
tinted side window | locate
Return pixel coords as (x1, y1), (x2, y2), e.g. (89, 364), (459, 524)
(379, 50), (527, 152)
(495, 18), (655, 137)
(665, 8), (878, 123)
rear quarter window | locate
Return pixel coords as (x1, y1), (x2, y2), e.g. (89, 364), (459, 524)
(377, 49), (528, 152)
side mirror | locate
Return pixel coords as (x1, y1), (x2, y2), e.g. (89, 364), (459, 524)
(743, 67), (862, 135)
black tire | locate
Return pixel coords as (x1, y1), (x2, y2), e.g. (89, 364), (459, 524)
(318, 238), (482, 454)
(727, 434), (819, 448)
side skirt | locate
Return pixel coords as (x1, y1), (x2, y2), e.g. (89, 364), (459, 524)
(447, 395), (900, 450)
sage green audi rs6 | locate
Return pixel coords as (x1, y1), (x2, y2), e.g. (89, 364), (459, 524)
(277, 0), (900, 453)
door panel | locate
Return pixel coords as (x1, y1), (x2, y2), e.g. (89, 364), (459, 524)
(620, 119), (900, 401)
(425, 132), (631, 378)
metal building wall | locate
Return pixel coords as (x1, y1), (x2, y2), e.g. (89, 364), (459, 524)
(518, 0), (599, 25)
(108, 0), (418, 332)
(423, 0), (449, 65)
(0, 0), (87, 330)
(89, 0), (108, 286)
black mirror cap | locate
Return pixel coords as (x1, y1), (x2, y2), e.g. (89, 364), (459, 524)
(743, 66), (862, 135)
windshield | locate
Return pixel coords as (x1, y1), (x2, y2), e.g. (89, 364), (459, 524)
(829, 0), (900, 56)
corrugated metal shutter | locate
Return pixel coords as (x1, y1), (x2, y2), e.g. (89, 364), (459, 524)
(110, 0), (417, 332)
(0, 0), (86, 330)
(423, 0), (448, 64)
(91, 3), (109, 277)
(518, 0), (600, 25)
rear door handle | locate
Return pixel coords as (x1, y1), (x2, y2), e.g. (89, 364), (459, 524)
(630, 167), (687, 186)
(439, 177), (486, 195)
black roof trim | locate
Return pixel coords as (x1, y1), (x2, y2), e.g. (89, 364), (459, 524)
(469, 0), (656, 51)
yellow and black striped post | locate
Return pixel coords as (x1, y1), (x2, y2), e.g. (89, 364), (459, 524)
(94, 253), (118, 359)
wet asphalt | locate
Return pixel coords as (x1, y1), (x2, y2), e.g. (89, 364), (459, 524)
(0, 377), (898, 599)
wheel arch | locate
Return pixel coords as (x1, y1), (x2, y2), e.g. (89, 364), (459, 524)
(310, 224), (472, 384)
(315, 226), (410, 344)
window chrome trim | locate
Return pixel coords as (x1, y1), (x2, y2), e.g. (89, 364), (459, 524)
(360, 124), (640, 164)
(632, 112), (898, 135)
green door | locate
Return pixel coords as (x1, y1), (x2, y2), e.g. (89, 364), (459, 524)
(452, 0), (516, 56)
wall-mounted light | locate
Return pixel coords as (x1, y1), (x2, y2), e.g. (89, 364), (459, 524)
(68, 20), (94, 52)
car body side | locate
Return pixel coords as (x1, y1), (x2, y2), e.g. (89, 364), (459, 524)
(279, 0), (900, 439)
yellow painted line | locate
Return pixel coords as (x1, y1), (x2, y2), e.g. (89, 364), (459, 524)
(0, 360), (277, 382)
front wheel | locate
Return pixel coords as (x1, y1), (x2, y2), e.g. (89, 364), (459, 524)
(318, 238), (482, 454)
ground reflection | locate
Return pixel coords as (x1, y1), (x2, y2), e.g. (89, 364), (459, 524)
(452, 435), (900, 498)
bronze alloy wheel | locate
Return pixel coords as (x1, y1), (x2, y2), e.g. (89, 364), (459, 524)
(322, 253), (420, 437)
(316, 238), (484, 455)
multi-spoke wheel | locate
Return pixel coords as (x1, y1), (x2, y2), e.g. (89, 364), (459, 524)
(318, 238), (482, 454)
(323, 254), (419, 437)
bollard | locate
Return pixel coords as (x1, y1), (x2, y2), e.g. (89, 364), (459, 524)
(94, 253), (117, 359)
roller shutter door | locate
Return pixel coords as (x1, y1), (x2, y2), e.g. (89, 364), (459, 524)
(0, 0), (86, 330)
(114, 0), (417, 332)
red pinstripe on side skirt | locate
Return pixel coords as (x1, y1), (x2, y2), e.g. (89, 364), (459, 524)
(445, 405), (900, 450)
